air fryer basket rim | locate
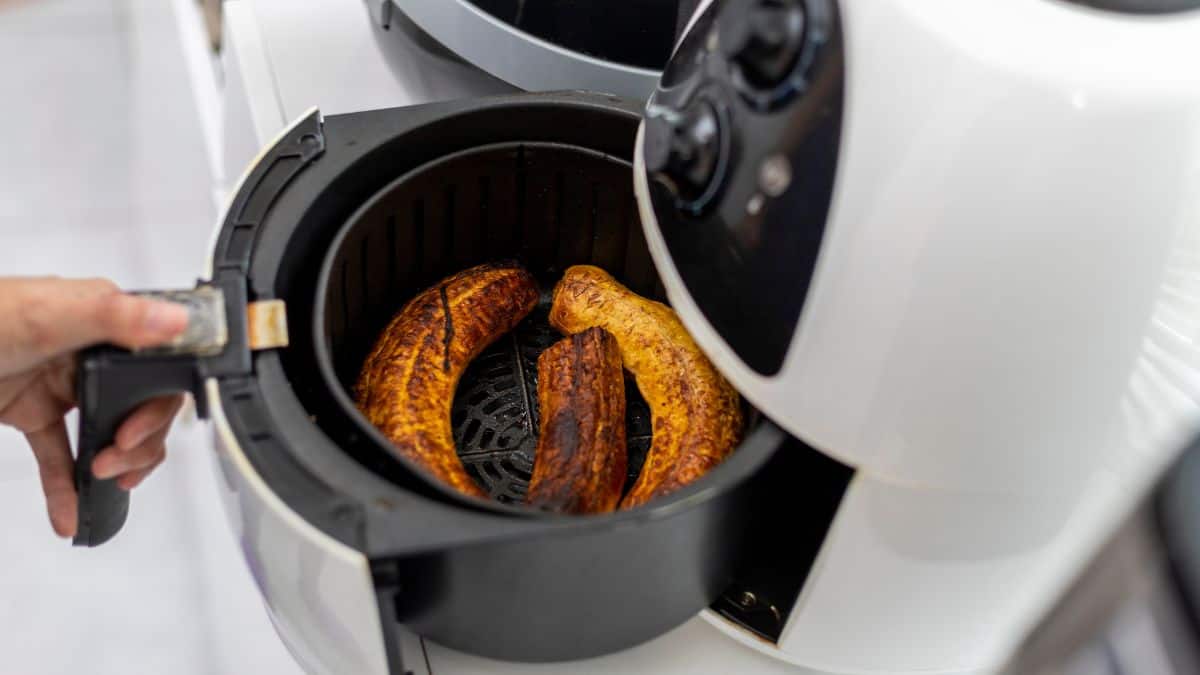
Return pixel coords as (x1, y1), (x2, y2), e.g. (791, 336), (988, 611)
(311, 138), (775, 521)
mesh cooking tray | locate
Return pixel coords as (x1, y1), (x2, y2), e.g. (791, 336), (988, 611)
(449, 304), (655, 503)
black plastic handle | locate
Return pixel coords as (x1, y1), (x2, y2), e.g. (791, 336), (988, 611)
(73, 346), (199, 547)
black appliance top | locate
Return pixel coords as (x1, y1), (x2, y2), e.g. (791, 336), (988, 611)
(641, 0), (844, 375)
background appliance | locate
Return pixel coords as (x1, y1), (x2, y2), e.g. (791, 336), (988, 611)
(382, 0), (700, 99)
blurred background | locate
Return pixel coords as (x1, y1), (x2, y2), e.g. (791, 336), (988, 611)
(0, 0), (300, 672)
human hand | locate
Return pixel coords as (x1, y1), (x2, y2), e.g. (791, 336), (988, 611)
(0, 277), (190, 537)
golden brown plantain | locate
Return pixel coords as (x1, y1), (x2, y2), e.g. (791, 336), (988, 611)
(526, 327), (627, 514)
(549, 265), (742, 509)
(355, 262), (539, 499)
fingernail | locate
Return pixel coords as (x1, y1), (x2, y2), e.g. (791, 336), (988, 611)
(142, 300), (190, 337)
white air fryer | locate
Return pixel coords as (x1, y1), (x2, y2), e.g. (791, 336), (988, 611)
(72, 1), (1200, 674)
(635, 0), (1200, 671)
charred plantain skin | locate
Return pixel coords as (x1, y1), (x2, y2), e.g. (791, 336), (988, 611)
(549, 265), (742, 509)
(355, 262), (539, 499)
(526, 327), (627, 514)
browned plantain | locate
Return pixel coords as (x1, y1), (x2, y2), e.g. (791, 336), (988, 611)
(549, 265), (742, 509)
(526, 327), (627, 514)
(355, 262), (539, 499)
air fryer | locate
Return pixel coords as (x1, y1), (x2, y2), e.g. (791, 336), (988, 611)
(71, 92), (850, 672)
(66, 0), (1198, 671)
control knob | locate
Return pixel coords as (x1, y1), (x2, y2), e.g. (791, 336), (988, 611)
(718, 0), (807, 89)
(643, 100), (723, 203)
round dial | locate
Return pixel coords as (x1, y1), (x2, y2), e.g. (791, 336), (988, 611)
(640, 0), (844, 375)
(644, 99), (725, 204)
(718, 0), (807, 89)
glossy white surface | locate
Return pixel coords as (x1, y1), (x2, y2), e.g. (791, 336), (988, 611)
(208, 380), (390, 675)
(638, 0), (1200, 672)
(772, 469), (1155, 674)
(665, 0), (1200, 492)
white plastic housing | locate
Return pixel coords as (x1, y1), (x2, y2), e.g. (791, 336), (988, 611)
(642, 0), (1200, 672)
(660, 0), (1200, 493)
(207, 379), (389, 675)
(203, 110), (389, 675)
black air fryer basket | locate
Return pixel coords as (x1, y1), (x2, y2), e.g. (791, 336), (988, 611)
(292, 95), (850, 663)
(72, 92), (851, 669)
(318, 140), (672, 508)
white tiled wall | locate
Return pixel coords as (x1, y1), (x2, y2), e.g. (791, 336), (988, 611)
(0, 1), (300, 673)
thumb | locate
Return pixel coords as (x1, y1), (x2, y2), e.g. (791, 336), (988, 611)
(5, 277), (190, 368)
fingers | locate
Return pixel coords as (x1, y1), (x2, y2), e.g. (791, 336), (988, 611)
(92, 418), (172, 482)
(26, 421), (78, 538)
(113, 394), (183, 451)
(0, 373), (73, 434)
(40, 354), (77, 409)
(115, 458), (163, 492)
(92, 394), (182, 488)
(0, 277), (189, 372)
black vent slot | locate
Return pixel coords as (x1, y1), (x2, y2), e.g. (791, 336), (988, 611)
(712, 438), (852, 643)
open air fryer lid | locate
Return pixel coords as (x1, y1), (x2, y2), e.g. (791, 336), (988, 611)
(384, 0), (702, 99)
(635, 0), (1200, 497)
